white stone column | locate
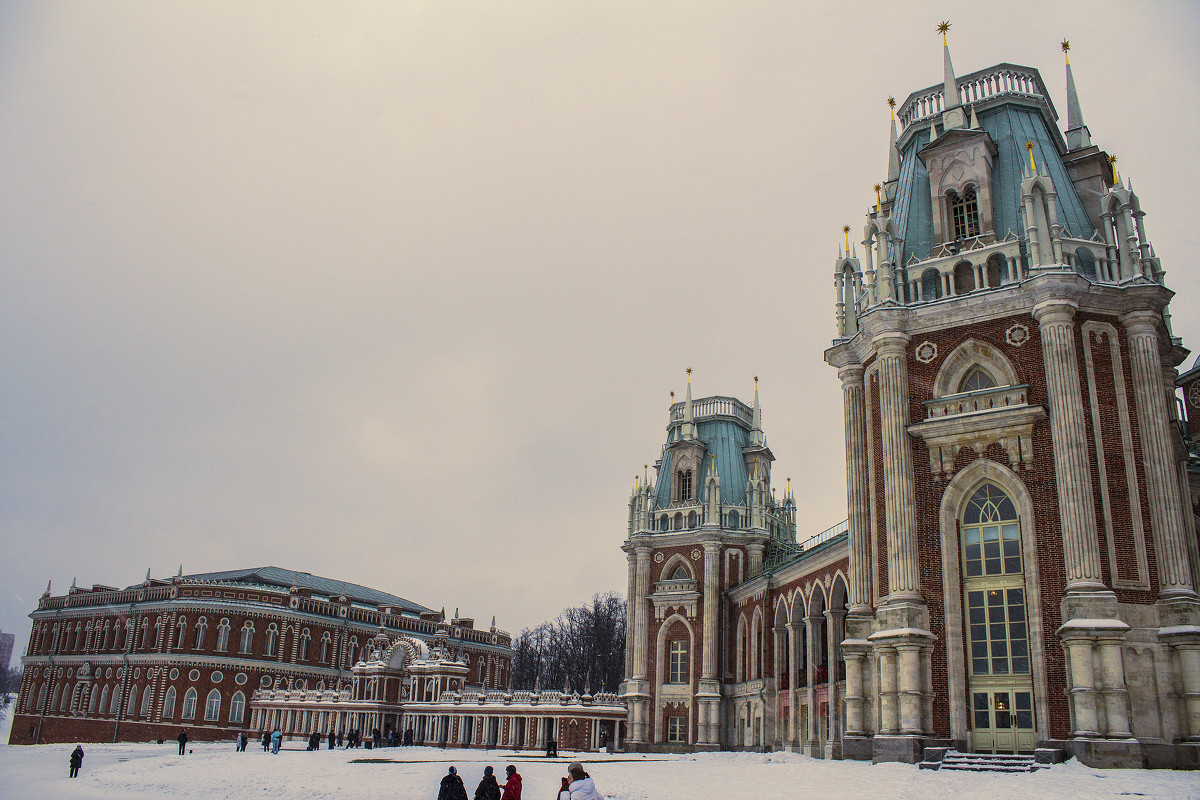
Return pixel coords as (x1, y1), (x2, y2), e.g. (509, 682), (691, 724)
(1096, 636), (1132, 738)
(842, 644), (868, 736)
(805, 615), (819, 753)
(698, 538), (722, 746)
(877, 646), (899, 735)
(825, 608), (846, 754)
(1063, 635), (1100, 736)
(1033, 301), (1107, 594)
(874, 333), (920, 600)
(896, 643), (922, 735)
(624, 550), (637, 679)
(787, 622), (801, 748)
(633, 545), (652, 679)
(841, 366), (872, 615)
(1122, 310), (1198, 599)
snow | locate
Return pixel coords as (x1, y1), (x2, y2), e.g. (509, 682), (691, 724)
(2, 731), (1197, 800)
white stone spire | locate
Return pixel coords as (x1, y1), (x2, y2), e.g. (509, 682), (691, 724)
(887, 97), (900, 182)
(750, 376), (765, 447)
(1063, 40), (1091, 150)
(680, 368), (697, 439)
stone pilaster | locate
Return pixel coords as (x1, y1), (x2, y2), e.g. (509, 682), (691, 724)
(841, 640), (870, 737)
(840, 365), (872, 615)
(873, 333), (919, 601)
(1032, 300), (1107, 595)
(1122, 310), (1198, 601)
(805, 614), (820, 755)
(787, 621), (801, 749)
(696, 538), (722, 747)
(624, 550), (637, 679)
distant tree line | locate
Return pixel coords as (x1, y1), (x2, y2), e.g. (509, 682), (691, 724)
(1, 667), (23, 716)
(511, 592), (626, 694)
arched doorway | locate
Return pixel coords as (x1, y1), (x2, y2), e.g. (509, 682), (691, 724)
(962, 483), (1035, 753)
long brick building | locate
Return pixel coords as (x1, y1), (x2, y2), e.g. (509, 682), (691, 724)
(621, 38), (1199, 769)
(8, 566), (515, 745)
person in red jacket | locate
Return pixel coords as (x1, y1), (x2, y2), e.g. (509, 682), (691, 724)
(500, 764), (522, 800)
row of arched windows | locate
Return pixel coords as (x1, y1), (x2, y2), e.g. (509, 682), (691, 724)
(25, 680), (247, 725)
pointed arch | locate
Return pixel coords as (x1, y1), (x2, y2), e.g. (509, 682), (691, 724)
(204, 689), (221, 721)
(750, 606), (764, 679)
(736, 612), (749, 683)
(659, 553), (694, 583)
(139, 685), (152, 717)
(98, 685), (110, 716)
(229, 690), (245, 723)
(182, 687), (197, 719)
(938, 457), (1049, 745)
(932, 338), (1020, 398)
(162, 686), (177, 719)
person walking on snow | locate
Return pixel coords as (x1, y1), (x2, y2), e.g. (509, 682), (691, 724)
(177, 729), (189, 755)
(437, 766), (469, 800)
(68, 745), (84, 778)
(567, 762), (604, 800)
(500, 764), (522, 800)
(262, 731), (271, 751)
(473, 765), (501, 800)
(271, 728), (282, 754)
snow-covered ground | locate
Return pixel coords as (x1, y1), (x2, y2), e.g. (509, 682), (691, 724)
(0, 705), (1195, 800)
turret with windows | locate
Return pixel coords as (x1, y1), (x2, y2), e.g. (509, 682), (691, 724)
(825, 28), (1197, 768)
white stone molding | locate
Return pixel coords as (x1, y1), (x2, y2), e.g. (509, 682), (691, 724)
(909, 393), (1044, 479)
(864, 363), (882, 606)
(1122, 310), (1198, 600)
(914, 341), (938, 364)
(932, 338), (1021, 398)
(840, 365), (872, 615)
(1005, 323), (1030, 347)
(1081, 321), (1151, 590)
(1033, 299), (1107, 594)
(873, 332), (920, 601)
(937, 458), (1050, 745)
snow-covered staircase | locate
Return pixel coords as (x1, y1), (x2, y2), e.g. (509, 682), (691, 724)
(919, 750), (1046, 772)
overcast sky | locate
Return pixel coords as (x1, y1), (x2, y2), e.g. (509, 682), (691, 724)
(2, 1), (1197, 656)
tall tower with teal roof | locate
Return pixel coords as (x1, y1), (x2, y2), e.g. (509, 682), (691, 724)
(826, 28), (1199, 766)
(621, 374), (797, 750)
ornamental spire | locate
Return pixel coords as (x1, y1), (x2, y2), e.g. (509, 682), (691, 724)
(939, 22), (958, 108)
(1026, 141), (1037, 175)
(1062, 39), (1091, 149)
(887, 97), (900, 181)
(750, 376), (765, 446)
(680, 368), (696, 439)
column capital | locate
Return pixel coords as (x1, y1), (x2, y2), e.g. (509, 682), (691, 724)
(1119, 308), (1162, 334)
(838, 364), (865, 386)
(871, 331), (910, 355)
(1032, 298), (1078, 326)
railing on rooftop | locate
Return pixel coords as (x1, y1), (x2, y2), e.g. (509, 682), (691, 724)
(669, 396), (753, 426)
(898, 64), (1049, 130)
(798, 519), (849, 552)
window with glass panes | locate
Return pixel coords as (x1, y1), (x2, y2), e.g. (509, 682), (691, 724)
(667, 716), (687, 742)
(962, 484), (1029, 677)
(668, 640), (688, 684)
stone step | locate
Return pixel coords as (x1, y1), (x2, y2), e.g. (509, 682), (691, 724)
(935, 750), (1043, 773)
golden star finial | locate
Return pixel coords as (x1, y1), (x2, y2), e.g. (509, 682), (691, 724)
(753, 375), (759, 384)
(1061, 39), (1070, 53)
(685, 367), (692, 375)
(887, 96), (896, 108)
(873, 183), (882, 193)
(937, 21), (951, 44)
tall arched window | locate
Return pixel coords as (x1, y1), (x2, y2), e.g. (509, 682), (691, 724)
(108, 686), (121, 714)
(679, 469), (693, 501)
(950, 186), (980, 239)
(194, 618), (208, 650)
(88, 686), (99, 714)
(239, 622), (255, 655)
(182, 688), (198, 720)
(140, 686), (152, 717)
(216, 619), (231, 652)
(962, 482), (1034, 753)
(668, 640), (688, 683)
(175, 618), (187, 650)
(162, 686), (176, 719)
(204, 689), (221, 721)
(229, 691), (245, 724)
(98, 685), (110, 716)
(299, 629), (311, 661)
(264, 624), (278, 657)
(126, 684), (138, 715)
(320, 632), (331, 664)
(347, 637), (359, 667)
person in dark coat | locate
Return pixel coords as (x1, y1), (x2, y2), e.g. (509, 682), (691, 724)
(500, 764), (522, 800)
(438, 766), (469, 800)
(177, 729), (189, 755)
(262, 731), (271, 751)
(68, 745), (84, 778)
(474, 765), (501, 800)
(328, 730), (336, 749)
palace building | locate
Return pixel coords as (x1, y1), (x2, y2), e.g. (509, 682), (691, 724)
(7, 566), (524, 746)
(622, 36), (1200, 769)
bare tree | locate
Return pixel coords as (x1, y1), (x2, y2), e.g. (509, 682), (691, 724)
(512, 592), (625, 693)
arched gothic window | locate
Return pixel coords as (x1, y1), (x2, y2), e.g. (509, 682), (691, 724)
(162, 686), (176, 718)
(239, 622), (255, 655)
(140, 686), (152, 717)
(175, 619), (187, 650)
(320, 632), (331, 664)
(182, 688), (198, 720)
(204, 689), (221, 721)
(98, 685), (109, 716)
(727, 509), (740, 529)
(962, 484), (1027, 674)
(671, 565), (690, 580)
(679, 469), (693, 501)
(959, 367), (997, 393)
(949, 186), (980, 240)
(216, 619), (231, 652)
(194, 618), (208, 650)
(229, 691), (245, 724)
(126, 684), (138, 716)
(299, 629), (311, 661)
(108, 686), (121, 715)
(264, 624), (279, 657)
